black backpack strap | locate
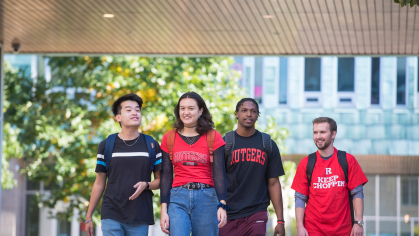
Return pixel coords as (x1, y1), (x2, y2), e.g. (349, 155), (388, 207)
(306, 152), (317, 187)
(337, 150), (348, 184)
(261, 133), (272, 157)
(337, 150), (354, 226)
(104, 133), (118, 177)
(143, 134), (157, 172)
(224, 131), (235, 165)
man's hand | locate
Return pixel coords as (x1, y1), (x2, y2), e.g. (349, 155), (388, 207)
(297, 225), (309, 236)
(85, 219), (94, 236)
(129, 182), (147, 200)
(160, 211), (170, 234)
(274, 223), (285, 236)
(350, 224), (363, 236)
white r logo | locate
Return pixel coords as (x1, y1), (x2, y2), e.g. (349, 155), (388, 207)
(325, 168), (332, 175)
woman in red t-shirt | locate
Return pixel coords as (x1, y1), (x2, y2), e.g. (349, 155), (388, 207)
(159, 92), (227, 236)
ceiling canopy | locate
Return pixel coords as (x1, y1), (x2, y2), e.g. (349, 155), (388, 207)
(0, 0), (418, 55)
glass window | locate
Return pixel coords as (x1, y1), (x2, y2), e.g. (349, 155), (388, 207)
(401, 219), (412, 236)
(401, 177), (418, 221)
(27, 180), (40, 191)
(25, 195), (40, 236)
(397, 57), (407, 105)
(380, 221), (397, 236)
(245, 67), (251, 95)
(364, 175), (376, 216)
(265, 67), (275, 95)
(304, 58), (321, 91)
(371, 57), (380, 105)
(365, 220), (376, 236)
(417, 57), (419, 92)
(338, 58), (355, 92)
(279, 57), (288, 104)
(56, 213), (72, 236)
(254, 58), (263, 103)
(380, 176), (397, 216)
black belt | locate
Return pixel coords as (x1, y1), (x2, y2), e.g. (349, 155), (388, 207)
(181, 182), (212, 190)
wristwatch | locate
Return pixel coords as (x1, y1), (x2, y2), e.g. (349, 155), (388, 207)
(145, 182), (150, 190)
(354, 220), (364, 227)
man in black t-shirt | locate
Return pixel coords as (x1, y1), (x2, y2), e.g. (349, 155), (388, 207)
(220, 98), (285, 236)
(85, 94), (162, 236)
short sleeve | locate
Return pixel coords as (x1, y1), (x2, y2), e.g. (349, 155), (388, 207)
(266, 141), (285, 178)
(291, 157), (309, 196)
(212, 130), (226, 151)
(347, 154), (368, 191)
(95, 139), (107, 173)
(160, 133), (169, 153)
(153, 141), (163, 172)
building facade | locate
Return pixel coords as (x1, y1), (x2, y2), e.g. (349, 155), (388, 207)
(233, 56), (419, 236)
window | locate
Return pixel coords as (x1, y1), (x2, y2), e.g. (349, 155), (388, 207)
(304, 58), (321, 91)
(25, 195), (40, 236)
(304, 58), (322, 106)
(279, 57), (288, 104)
(371, 58), (380, 105)
(245, 67), (251, 95)
(56, 213), (72, 236)
(401, 177), (418, 206)
(396, 57), (407, 105)
(264, 67), (275, 95)
(338, 58), (355, 92)
(254, 57), (263, 103)
(337, 58), (355, 106)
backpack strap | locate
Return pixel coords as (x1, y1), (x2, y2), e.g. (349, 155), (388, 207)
(143, 134), (157, 172)
(104, 133), (118, 176)
(224, 131), (235, 164)
(206, 129), (216, 163)
(261, 133), (272, 157)
(166, 129), (177, 161)
(306, 152), (317, 187)
(337, 150), (354, 226)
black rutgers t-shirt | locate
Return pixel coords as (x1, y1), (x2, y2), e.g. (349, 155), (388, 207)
(95, 135), (162, 224)
(224, 130), (285, 219)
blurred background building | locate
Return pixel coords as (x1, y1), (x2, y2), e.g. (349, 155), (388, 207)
(231, 56), (419, 236)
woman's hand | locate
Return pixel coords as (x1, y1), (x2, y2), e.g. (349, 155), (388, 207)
(217, 207), (227, 228)
(160, 204), (170, 234)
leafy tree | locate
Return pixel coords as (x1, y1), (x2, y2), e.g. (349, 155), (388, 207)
(394, 0), (419, 7)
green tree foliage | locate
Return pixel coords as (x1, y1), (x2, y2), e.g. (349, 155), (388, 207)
(394, 0), (419, 7)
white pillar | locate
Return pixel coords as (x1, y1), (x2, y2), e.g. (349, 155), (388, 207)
(0, 40), (5, 218)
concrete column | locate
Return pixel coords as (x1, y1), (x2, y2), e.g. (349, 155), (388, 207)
(0, 40), (5, 218)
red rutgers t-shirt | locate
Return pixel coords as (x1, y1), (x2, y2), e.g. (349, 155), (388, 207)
(160, 130), (225, 187)
(291, 148), (368, 236)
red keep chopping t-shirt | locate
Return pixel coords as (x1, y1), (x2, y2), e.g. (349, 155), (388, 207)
(291, 148), (368, 236)
(160, 130), (225, 188)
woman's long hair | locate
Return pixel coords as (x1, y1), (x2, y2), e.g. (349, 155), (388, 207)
(173, 92), (214, 135)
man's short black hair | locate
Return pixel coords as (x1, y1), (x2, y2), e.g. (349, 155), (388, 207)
(112, 94), (143, 116)
(235, 98), (261, 116)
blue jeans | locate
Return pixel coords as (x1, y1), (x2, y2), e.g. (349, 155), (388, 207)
(101, 219), (149, 236)
(168, 186), (219, 236)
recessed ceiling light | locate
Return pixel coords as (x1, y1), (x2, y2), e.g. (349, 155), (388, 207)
(263, 15), (273, 19)
(103, 14), (114, 18)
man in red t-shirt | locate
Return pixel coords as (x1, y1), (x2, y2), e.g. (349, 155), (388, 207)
(291, 117), (368, 236)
